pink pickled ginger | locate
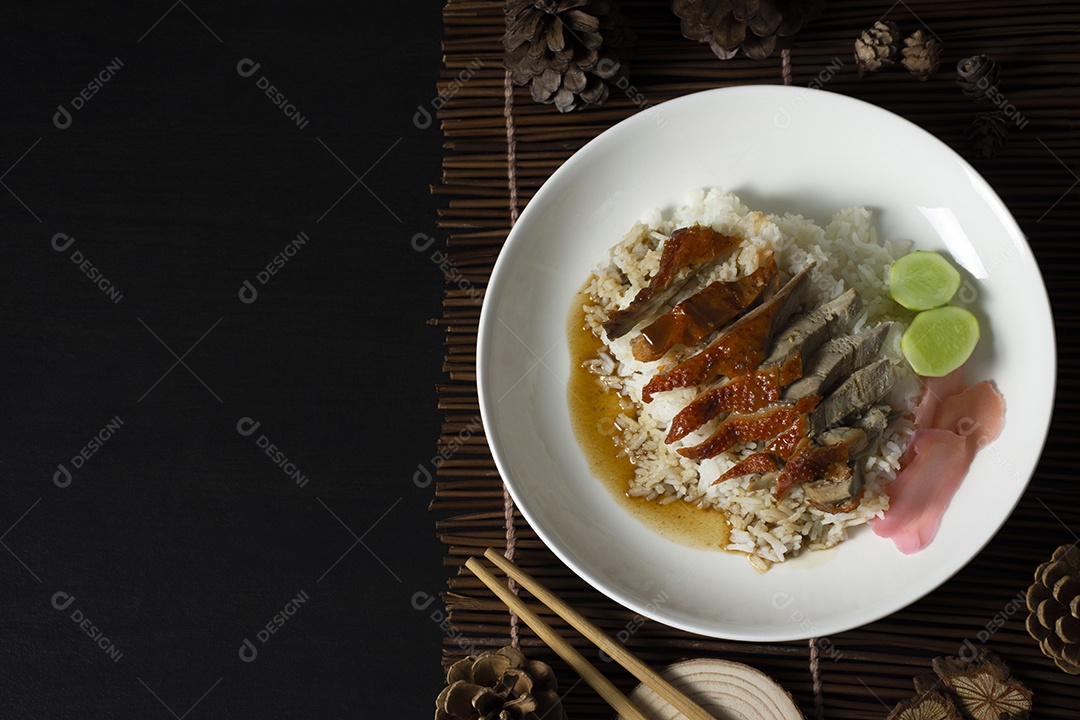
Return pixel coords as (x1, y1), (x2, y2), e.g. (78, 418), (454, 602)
(872, 372), (1005, 553)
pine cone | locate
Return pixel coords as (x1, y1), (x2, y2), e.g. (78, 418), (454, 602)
(901, 29), (941, 81)
(966, 111), (1009, 159)
(854, 20), (901, 76)
(672, 0), (824, 61)
(504, 0), (636, 114)
(956, 54), (1001, 103)
(435, 646), (568, 720)
(1027, 543), (1080, 674)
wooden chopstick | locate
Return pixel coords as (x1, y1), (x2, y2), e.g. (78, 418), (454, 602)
(482, 548), (715, 720)
(464, 557), (651, 720)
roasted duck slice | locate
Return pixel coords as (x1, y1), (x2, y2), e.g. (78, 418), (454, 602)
(809, 358), (896, 435)
(677, 396), (819, 461)
(789, 404), (892, 511)
(804, 465), (865, 513)
(665, 366), (782, 443)
(853, 404), (891, 451)
(762, 413), (810, 460)
(765, 288), (862, 371)
(641, 264), (814, 402)
(712, 453), (779, 485)
(773, 439), (850, 500)
(784, 323), (891, 401)
(603, 224), (741, 339)
(630, 255), (779, 362)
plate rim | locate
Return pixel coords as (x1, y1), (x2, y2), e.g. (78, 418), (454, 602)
(476, 84), (1056, 641)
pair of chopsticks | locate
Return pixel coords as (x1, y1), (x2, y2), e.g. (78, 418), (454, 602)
(465, 548), (713, 720)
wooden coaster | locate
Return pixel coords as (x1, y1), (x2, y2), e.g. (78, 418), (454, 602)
(617, 658), (803, 720)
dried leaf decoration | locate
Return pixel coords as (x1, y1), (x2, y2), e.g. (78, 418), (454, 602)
(932, 651), (1033, 720)
(886, 689), (962, 720)
(886, 650), (1032, 720)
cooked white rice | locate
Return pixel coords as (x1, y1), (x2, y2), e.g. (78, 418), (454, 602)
(583, 188), (918, 567)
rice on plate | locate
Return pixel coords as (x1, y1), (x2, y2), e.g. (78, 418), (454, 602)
(579, 188), (920, 569)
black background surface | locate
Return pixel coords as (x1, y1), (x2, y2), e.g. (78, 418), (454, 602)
(2, 3), (447, 717)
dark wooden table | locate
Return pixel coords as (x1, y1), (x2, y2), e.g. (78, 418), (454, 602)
(2, 3), (449, 717)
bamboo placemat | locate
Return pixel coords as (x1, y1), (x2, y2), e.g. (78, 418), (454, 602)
(431, 1), (1080, 717)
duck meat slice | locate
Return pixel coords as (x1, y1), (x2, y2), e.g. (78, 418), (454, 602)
(711, 453), (779, 485)
(763, 413), (812, 461)
(677, 396), (819, 461)
(642, 264), (814, 402)
(773, 439), (850, 500)
(666, 350), (803, 443)
(808, 358), (896, 435)
(816, 426), (869, 456)
(801, 409), (891, 512)
(785, 323), (892, 401)
(805, 464), (866, 513)
(814, 404), (891, 460)
(665, 366), (782, 443)
(630, 255), (779, 362)
(603, 224), (742, 339)
(854, 404), (892, 453)
(765, 288), (863, 370)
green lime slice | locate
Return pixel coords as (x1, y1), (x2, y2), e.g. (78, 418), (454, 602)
(901, 306), (980, 377)
(888, 251), (962, 311)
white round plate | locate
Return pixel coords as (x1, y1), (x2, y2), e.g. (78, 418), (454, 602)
(476, 85), (1054, 642)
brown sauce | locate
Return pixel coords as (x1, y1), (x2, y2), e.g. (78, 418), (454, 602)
(567, 288), (730, 551)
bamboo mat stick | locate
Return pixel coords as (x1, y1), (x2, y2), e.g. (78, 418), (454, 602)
(482, 548), (716, 720)
(463, 557), (652, 720)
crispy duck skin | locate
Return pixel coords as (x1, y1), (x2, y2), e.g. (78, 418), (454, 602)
(665, 366), (782, 443)
(666, 352), (803, 443)
(773, 440), (850, 500)
(804, 466), (866, 513)
(777, 405), (885, 507)
(603, 225), (741, 339)
(762, 413), (811, 460)
(712, 453), (779, 485)
(630, 255), (779, 362)
(641, 264), (814, 402)
(677, 396), (819, 461)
